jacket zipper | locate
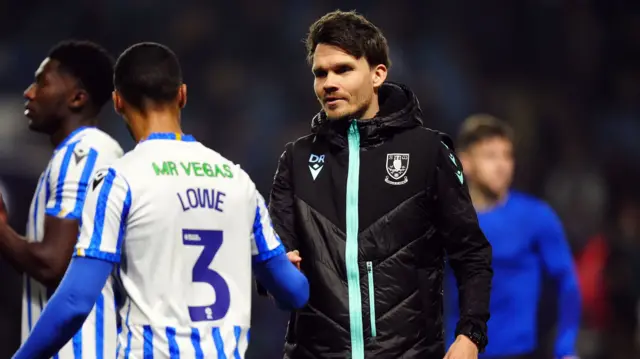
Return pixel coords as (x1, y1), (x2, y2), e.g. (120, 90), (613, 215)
(346, 120), (365, 358)
(366, 261), (377, 337)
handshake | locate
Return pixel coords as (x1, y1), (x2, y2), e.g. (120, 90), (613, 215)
(255, 249), (305, 303)
(287, 249), (302, 269)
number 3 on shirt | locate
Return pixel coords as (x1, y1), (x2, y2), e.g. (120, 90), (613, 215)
(182, 229), (230, 322)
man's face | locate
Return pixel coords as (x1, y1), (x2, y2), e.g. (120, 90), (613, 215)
(312, 44), (377, 120)
(23, 58), (75, 134)
(461, 136), (515, 197)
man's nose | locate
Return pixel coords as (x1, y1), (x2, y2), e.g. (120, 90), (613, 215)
(24, 84), (35, 100)
(323, 73), (339, 92)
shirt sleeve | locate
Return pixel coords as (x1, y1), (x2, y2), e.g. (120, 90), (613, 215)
(44, 142), (101, 220)
(253, 252), (309, 310)
(536, 203), (581, 358)
(12, 257), (113, 359)
(251, 191), (285, 264)
(73, 167), (132, 263)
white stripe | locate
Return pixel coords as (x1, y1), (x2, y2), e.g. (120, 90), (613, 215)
(100, 175), (128, 255)
(256, 193), (282, 252)
(84, 309), (97, 358)
(57, 147), (85, 214)
(238, 327), (249, 359)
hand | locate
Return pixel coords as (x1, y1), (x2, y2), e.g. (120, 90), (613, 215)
(0, 193), (7, 223)
(444, 335), (478, 359)
(287, 250), (302, 270)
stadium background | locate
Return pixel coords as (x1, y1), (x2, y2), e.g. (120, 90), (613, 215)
(0, 1), (639, 358)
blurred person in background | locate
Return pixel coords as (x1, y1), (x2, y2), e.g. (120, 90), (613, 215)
(445, 114), (581, 359)
(260, 10), (492, 359)
(0, 40), (123, 358)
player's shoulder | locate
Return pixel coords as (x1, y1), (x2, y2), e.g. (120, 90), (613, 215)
(73, 127), (123, 156)
(200, 146), (258, 192)
(205, 147), (253, 184)
(50, 127), (122, 166)
(509, 190), (556, 215)
(103, 147), (141, 179)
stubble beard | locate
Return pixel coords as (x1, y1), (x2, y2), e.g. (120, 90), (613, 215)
(325, 98), (370, 122)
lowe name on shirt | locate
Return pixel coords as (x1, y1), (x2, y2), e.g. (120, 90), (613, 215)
(177, 187), (226, 213)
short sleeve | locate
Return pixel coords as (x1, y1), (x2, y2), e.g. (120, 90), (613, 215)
(250, 192), (285, 263)
(45, 142), (100, 219)
(74, 167), (132, 263)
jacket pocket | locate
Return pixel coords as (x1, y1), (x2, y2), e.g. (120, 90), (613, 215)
(366, 261), (377, 337)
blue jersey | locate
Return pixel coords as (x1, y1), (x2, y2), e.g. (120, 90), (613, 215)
(445, 190), (580, 358)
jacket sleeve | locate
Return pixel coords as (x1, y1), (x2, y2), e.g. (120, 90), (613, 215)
(434, 136), (493, 342)
(268, 143), (298, 251)
(256, 143), (298, 296)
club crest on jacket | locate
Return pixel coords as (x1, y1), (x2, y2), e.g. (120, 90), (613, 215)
(385, 153), (409, 185)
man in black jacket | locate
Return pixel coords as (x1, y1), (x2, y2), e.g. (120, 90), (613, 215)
(265, 10), (493, 359)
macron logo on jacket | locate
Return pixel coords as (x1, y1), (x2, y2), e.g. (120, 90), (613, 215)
(308, 154), (324, 180)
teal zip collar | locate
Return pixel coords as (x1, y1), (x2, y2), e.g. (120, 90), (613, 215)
(346, 120), (365, 358)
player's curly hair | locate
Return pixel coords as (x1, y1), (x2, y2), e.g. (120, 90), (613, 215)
(48, 40), (114, 113)
(113, 42), (182, 110)
(306, 10), (391, 68)
(457, 114), (515, 151)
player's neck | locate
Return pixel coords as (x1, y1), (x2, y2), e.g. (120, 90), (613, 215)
(469, 185), (508, 212)
(131, 110), (182, 142)
(50, 116), (96, 149)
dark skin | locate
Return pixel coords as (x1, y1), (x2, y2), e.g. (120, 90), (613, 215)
(0, 57), (100, 289)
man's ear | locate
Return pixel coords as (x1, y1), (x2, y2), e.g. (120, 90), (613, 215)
(112, 91), (123, 115)
(178, 84), (187, 109)
(69, 89), (89, 112)
(371, 64), (388, 90)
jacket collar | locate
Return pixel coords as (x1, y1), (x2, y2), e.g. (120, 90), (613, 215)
(310, 82), (423, 148)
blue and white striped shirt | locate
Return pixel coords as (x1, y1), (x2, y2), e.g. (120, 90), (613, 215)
(74, 133), (284, 358)
(23, 126), (123, 359)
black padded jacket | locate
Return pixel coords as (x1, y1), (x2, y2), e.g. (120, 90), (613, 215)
(266, 83), (493, 359)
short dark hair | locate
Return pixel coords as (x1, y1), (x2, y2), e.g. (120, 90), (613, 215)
(306, 10), (391, 68)
(48, 40), (114, 112)
(113, 42), (182, 110)
(457, 114), (514, 151)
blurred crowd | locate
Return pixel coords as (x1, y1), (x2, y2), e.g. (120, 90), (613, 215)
(0, 1), (639, 358)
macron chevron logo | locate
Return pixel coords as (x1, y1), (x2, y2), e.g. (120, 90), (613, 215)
(308, 154), (325, 181)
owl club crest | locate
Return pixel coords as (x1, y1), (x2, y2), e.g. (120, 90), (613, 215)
(385, 153), (409, 185)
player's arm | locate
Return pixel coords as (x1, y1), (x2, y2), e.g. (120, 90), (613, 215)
(0, 145), (101, 288)
(435, 136), (493, 351)
(251, 191), (309, 310)
(13, 167), (131, 359)
(12, 257), (113, 359)
(536, 204), (580, 359)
